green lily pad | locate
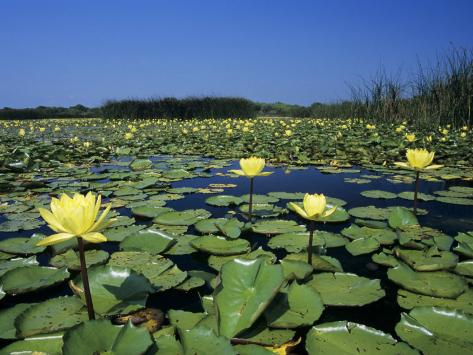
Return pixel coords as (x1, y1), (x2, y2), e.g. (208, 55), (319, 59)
(280, 259), (314, 280)
(0, 303), (35, 339)
(306, 321), (418, 355)
(361, 190), (398, 199)
(0, 256), (38, 277)
(215, 258), (285, 338)
(205, 195), (243, 207)
(398, 191), (436, 201)
(397, 289), (473, 314)
(395, 247), (458, 271)
(1, 266), (70, 295)
(190, 235), (250, 256)
(267, 232), (323, 253)
(168, 309), (207, 330)
(73, 265), (154, 315)
(0, 333), (63, 355)
(436, 196), (473, 205)
(345, 238), (380, 256)
(62, 319), (154, 355)
(240, 194), (280, 204)
(179, 326), (236, 355)
(265, 282), (324, 328)
(387, 263), (466, 298)
(388, 207), (419, 229)
(120, 228), (176, 254)
(103, 224), (147, 242)
(372, 252), (400, 267)
(194, 218), (244, 239)
(455, 260), (473, 277)
(0, 234), (46, 255)
(348, 206), (391, 220)
(15, 296), (88, 337)
(342, 224), (397, 245)
(251, 220), (306, 235)
(153, 209), (211, 226)
(49, 249), (109, 271)
(395, 307), (473, 354)
(207, 248), (276, 271)
(239, 203), (286, 218)
(131, 205), (171, 218)
(130, 158), (152, 171)
(283, 251), (342, 271)
(165, 234), (199, 255)
(307, 272), (385, 306)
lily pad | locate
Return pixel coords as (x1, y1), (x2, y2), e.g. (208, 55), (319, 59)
(15, 296), (88, 337)
(179, 326), (236, 355)
(397, 289), (473, 314)
(214, 258), (285, 338)
(153, 209), (211, 226)
(190, 235), (250, 256)
(395, 307), (473, 354)
(49, 249), (109, 271)
(120, 228), (176, 254)
(194, 218), (244, 239)
(388, 207), (419, 229)
(346, 238), (380, 256)
(1, 266), (70, 295)
(62, 319), (154, 354)
(0, 234), (46, 255)
(205, 195), (243, 207)
(387, 263), (466, 298)
(306, 321), (418, 355)
(0, 256), (38, 277)
(395, 247), (458, 271)
(265, 282), (324, 328)
(307, 272), (385, 306)
(361, 190), (397, 199)
(251, 220), (306, 235)
(72, 265), (154, 315)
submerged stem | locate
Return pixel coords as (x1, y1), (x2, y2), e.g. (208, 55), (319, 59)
(307, 220), (315, 265)
(78, 238), (95, 320)
(414, 170), (420, 215)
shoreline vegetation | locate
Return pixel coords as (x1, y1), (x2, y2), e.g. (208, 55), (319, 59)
(1, 47), (472, 127)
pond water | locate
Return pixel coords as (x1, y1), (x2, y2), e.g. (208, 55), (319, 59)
(1, 155), (472, 353)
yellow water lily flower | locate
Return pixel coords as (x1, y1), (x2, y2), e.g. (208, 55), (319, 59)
(265, 338), (301, 354)
(405, 133), (416, 142)
(37, 192), (113, 246)
(18, 128), (25, 137)
(289, 193), (336, 221)
(394, 149), (443, 170)
(230, 157), (273, 178)
(124, 132), (134, 140)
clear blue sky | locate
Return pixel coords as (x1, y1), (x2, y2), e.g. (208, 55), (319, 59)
(1, 0), (473, 108)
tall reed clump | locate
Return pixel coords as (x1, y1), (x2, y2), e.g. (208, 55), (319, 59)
(101, 96), (259, 119)
(348, 46), (473, 127)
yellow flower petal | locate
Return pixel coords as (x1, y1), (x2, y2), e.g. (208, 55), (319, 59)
(289, 202), (309, 219)
(36, 233), (75, 246)
(322, 205), (337, 218)
(38, 208), (67, 233)
(257, 171), (273, 177)
(228, 169), (247, 176)
(81, 232), (107, 243)
(89, 203), (112, 232)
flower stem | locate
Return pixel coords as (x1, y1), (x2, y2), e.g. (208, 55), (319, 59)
(248, 178), (254, 223)
(414, 170), (420, 215)
(307, 220), (315, 265)
(78, 238), (95, 320)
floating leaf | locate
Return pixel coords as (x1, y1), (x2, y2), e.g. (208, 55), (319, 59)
(215, 258), (285, 338)
(395, 307), (473, 354)
(307, 272), (385, 306)
(306, 321), (418, 355)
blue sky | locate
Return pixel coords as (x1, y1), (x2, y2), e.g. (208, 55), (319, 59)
(1, 0), (473, 107)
